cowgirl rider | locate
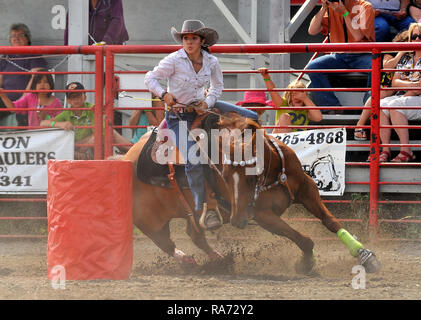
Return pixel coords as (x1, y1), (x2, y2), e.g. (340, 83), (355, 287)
(145, 20), (258, 230)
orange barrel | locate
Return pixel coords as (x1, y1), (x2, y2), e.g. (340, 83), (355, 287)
(47, 160), (133, 280)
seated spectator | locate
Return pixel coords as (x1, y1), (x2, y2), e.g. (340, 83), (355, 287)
(64, 0), (129, 45)
(368, 0), (414, 42)
(235, 90), (274, 120)
(408, 0), (421, 22)
(377, 22), (421, 162)
(354, 30), (409, 140)
(307, 0), (375, 112)
(41, 82), (131, 160)
(258, 68), (322, 134)
(0, 69), (62, 127)
(0, 23), (47, 127)
(129, 94), (165, 144)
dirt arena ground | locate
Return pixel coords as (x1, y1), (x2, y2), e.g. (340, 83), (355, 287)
(0, 219), (420, 300)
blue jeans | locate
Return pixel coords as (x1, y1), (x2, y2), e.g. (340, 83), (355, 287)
(166, 111), (205, 212)
(375, 14), (415, 42)
(307, 53), (372, 107)
(165, 100), (257, 211)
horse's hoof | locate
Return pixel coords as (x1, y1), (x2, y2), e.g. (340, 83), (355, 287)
(358, 248), (381, 273)
(295, 252), (316, 275)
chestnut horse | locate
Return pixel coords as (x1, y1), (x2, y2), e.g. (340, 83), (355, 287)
(122, 113), (381, 274)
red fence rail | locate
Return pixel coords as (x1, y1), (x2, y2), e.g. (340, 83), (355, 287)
(1, 43), (421, 240)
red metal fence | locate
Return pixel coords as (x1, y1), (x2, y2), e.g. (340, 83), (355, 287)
(1, 43), (421, 241)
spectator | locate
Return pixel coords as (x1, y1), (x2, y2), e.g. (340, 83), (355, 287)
(0, 69), (62, 127)
(129, 94), (165, 144)
(235, 90), (274, 120)
(258, 68), (322, 134)
(408, 0), (421, 22)
(144, 19), (258, 231)
(0, 23), (47, 127)
(377, 22), (421, 162)
(64, 0), (129, 45)
(40, 82), (131, 160)
(368, 0), (414, 42)
(307, 0), (375, 113)
(354, 30), (409, 140)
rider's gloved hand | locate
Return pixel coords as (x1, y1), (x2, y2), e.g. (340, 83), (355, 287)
(163, 92), (182, 113)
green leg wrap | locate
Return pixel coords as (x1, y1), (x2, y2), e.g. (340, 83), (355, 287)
(337, 228), (364, 257)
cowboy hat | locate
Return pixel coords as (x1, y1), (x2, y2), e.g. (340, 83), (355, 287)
(171, 20), (219, 46)
(236, 91), (274, 108)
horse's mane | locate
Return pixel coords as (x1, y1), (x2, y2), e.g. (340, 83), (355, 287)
(217, 113), (261, 131)
(214, 113), (264, 160)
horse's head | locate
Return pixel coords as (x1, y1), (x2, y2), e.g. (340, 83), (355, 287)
(212, 114), (273, 229)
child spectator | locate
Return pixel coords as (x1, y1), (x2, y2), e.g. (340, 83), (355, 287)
(41, 82), (131, 160)
(259, 68), (322, 134)
(129, 94), (164, 144)
(0, 68), (62, 127)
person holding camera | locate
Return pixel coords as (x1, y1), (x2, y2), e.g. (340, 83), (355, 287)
(307, 0), (375, 112)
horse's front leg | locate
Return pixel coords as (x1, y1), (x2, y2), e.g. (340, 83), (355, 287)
(186, 220), (224, 261)
(254, 208), (316, 274)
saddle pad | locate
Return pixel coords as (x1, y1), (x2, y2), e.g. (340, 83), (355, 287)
(137, 129), (190, 189)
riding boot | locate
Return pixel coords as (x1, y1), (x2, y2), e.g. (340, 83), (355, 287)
(198, 203), (223, 230)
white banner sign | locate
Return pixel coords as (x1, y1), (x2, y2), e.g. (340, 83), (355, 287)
(270, 128), (346, 196)
(0, 128), (74, 194)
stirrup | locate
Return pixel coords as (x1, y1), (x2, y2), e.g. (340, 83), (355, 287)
(199, 203), (223, 230)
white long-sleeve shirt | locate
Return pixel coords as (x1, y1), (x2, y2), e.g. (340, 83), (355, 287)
(144, 48), (223, 109)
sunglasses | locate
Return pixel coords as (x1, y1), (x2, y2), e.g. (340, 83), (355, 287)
(411, 34), (421, 40)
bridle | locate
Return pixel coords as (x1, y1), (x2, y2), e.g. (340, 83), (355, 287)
(250, 136), (295, 209)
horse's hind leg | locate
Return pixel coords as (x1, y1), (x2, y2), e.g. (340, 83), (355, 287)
(296, 177), (342, 234)
(254, 208), (315, 274)
(186, 221), (223, 261)
(296, 177), (361, 254)
(296, 175), (381, 273)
